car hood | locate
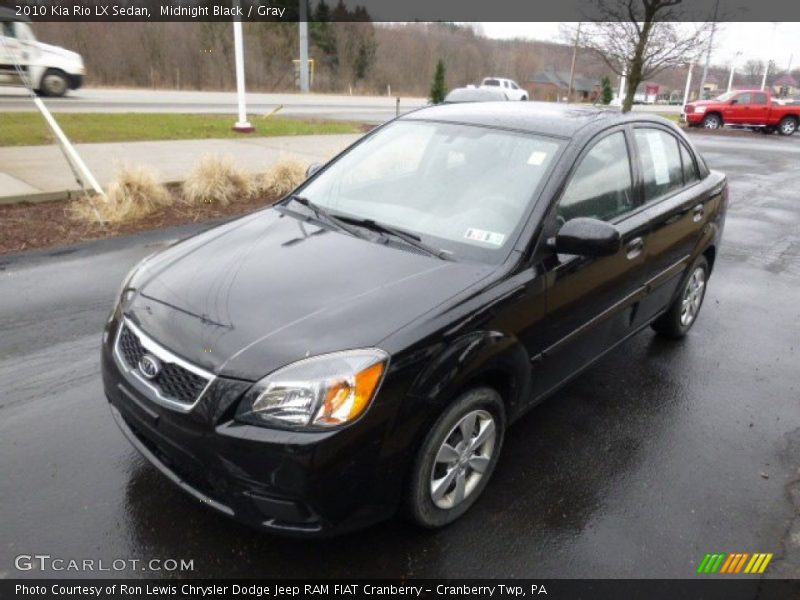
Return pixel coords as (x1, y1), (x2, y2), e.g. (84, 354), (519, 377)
(36, 42), (83, 66)
(127, 209), (494, 380)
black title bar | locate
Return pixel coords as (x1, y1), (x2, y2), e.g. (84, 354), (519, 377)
(4, 579), (800, 600)
(1, 0), (799, 22)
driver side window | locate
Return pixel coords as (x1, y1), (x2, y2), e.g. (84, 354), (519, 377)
(557, 131), (634, 223)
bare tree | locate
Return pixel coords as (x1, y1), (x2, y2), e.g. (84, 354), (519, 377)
(741, 59), (765, 87)
(578, 0), (712, 112)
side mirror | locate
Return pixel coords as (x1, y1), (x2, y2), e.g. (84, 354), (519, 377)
(729, 99), (738, 105)
(305, 162), (323, 179)
(554, 217), (622, 257)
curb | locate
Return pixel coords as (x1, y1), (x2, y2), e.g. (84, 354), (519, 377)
(0, 180), (184, 206)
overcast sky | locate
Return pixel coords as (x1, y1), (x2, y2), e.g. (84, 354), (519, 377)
(480, 22), (799, 72)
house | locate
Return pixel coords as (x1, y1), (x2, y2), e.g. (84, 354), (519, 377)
(699, 75), (720, 100)
(771, 73), (800, 98)
(526, 70), (601, 102)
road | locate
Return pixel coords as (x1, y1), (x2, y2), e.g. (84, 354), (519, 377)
(0, 87), (429, 123)
(1, 132), (799, 580)
(0, 87), (680, 122)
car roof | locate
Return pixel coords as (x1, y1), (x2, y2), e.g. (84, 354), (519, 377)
(400, 101), (672, 139)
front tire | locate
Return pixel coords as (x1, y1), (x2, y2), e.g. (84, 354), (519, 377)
(703, 114), (722, 129)
(406, 387), (505, 529)
(39, 69), (69, 97)
(652, 256), (709, 340)
(778, 116), (797, 136)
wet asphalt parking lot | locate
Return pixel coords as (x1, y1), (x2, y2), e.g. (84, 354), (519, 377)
(1, 131), (799, 580)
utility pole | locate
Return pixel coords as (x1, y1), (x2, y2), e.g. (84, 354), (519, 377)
(567, 22), (581, 103)
(298, 0), (309, 93)
(698, 0), (719, 100)
(232, 0), (253, 132)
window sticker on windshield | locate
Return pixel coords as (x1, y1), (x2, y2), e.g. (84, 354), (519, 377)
(465, 228), (505, 246)
(645, 131), (670, 185)
(527, 151), (548, 166)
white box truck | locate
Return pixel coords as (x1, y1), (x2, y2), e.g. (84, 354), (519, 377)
(0, 7), (85, 97)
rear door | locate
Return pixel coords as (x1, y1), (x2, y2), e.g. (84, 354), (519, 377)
(527, 128), (651, 398)
(749, 92), (770, 123)
(633, 126), (707, 321)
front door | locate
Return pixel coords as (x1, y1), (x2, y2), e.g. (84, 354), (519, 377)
(525, 128), (651, 399)
(723, 92), (752, 124)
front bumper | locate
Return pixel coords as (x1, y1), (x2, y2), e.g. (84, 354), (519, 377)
(685, 112), (704, 125)
(101, 318), (409, 537)
(68, 74), (83, 90)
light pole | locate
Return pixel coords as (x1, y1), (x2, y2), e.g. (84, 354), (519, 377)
(232, 0), (253, 132)
(727, 51), (742, 93)
(760, 60), (772, 92)
(298, 0), (309, 93)
(682, 62), (694, 110)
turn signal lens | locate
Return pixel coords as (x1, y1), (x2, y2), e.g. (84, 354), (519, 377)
(316, 362), (386, 426)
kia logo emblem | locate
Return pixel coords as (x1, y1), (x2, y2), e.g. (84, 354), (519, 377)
(138, 354), (162, 380)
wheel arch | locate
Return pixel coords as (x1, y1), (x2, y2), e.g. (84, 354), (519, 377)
(703, 245), (717, 273)
(408, 330), (531, 423)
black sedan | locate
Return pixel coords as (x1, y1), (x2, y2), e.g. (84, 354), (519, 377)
(102, 102), (728, 536)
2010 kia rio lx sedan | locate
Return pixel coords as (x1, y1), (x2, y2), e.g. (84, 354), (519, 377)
(102, 102), (728, 536)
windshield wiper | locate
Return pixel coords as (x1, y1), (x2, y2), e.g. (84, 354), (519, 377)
(283, 195), (363, 238)
(336, 216), (451, 260)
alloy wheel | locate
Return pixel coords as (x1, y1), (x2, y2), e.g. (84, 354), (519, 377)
(781, 119), (797, 135)
(680, 267), (706, 327)
(430, 409), (496, 509)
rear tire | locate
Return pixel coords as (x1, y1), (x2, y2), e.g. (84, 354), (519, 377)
(778, 116), (797, 136)
(652, 256), (709, 340)
(406, 387), (505, 529)
(703, 114), (722, 129)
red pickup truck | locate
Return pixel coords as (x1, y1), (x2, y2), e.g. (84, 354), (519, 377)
(684, 89), (799, 135)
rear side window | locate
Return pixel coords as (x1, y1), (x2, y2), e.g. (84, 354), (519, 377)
(2, 22), (16, 38)
(558, 131), (634, 222)
(679, 143), (699, 185)
(484, 79), (500, 87)
(753, 92), (768, 105)
(634, 129), (683, 202)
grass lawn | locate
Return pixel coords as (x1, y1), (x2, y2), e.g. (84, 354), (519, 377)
(0, 112), (363, 146)
(657, 112), (682, 124)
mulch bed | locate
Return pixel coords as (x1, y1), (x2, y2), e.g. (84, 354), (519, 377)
(0, 189), (279, 256)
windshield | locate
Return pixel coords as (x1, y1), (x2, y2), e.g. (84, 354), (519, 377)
(714, 92), (735, 102)
(296, 120), (562, 262)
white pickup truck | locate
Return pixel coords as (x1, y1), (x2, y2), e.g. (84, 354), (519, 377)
(480, 77), (528, 101)
(0, 8), (85, 97)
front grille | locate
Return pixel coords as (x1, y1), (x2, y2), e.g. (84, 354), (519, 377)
(116, 323), (210, 407)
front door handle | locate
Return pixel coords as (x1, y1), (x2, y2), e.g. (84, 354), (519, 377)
(626, 237), (644, 260)
(692, 203), (705, 222)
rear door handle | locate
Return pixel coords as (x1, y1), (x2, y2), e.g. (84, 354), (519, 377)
(626, 237), (644, 260)
(692, 204), (704, 222)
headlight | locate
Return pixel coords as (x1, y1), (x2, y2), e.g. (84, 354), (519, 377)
(236, 349), (389, 430)
(695, 105), (707, 114)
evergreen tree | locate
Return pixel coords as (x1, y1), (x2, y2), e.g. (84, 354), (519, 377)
(601, 76), (614, 105)
(430, 60), (447, 104)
